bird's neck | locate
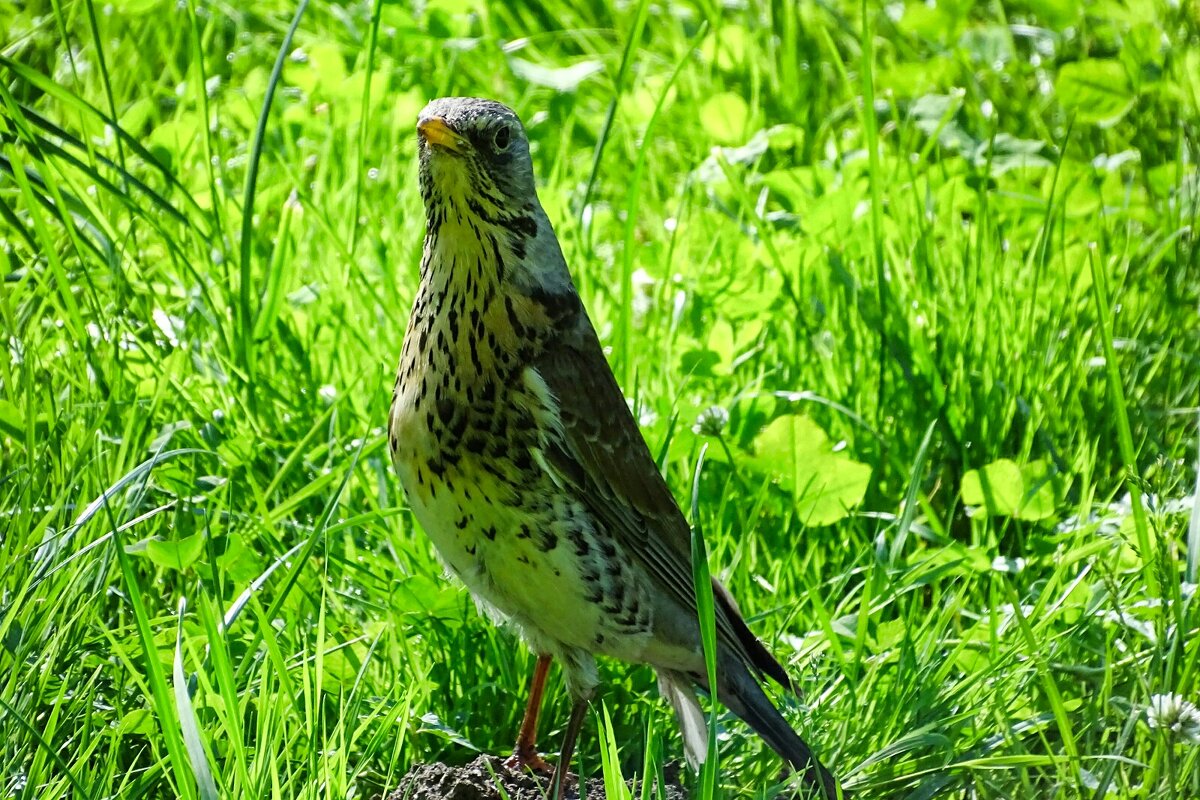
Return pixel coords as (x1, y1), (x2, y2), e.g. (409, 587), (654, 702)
(402, 216), (533, 386)
(418, 213), (511, 316)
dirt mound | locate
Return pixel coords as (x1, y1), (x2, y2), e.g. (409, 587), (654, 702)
(385, 755), (687, 800)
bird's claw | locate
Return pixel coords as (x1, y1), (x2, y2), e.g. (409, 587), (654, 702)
(502, 747), (555, 777)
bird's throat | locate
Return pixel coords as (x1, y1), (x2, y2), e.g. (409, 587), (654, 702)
(407, 212), (543, 390)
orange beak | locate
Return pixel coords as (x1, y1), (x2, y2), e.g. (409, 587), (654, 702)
(418, 116), (466, 153)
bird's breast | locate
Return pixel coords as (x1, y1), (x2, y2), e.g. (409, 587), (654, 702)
(388, 264), (551, 557)
(390, 319), (653, 657)
(389, 224), (655, 657)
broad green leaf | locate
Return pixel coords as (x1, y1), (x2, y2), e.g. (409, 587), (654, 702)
(626, 74), (679, 126)
(874, 618), (908, 651)
(1027, 0), (1082, 27)
(389, 88), (429, 135)
(336, 69), (389, 111)
(680, 348), (721, 378)
(761, 166), (832, 202)
(395, 574), (470, 621)
(954, 617), (995, 673)
(0, 400), (23, 440)
(700, 92), (750, 146)
(962, 458), (1023, 515)
(962, 458), (1062, 520)
(701, 24), (750, 72)
(918, 540), (994, 574)
(708, 320), (736, 368)
(145, 532), (205, 572)
(418, 712), (480, 750)
(758, 414), (827, 465)
(908, 92), (976, 154)
(897, 0), (967, 42)
(116, 708), (156, 735)
(796, 458), (871, 525)
(1058, 577), (1093, 624)
(147, 118), (200, 161)
(119, 97), (156, 137)
(1018, 459), (1061, 521)
(1055, 60), (1135, 127)
(1122, 22), (1167, 80)
(705, 237), (786, 319)
(321, 638), (364, 694)
(215, 533), (261, 583)
(876, 57), (957, 98)
(701, 318), (766, 373)
(752, 414), (870, 525)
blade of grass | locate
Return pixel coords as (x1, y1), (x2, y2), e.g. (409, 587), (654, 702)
(617, 19), (707, 386)
(0, 137), (86, 341)
(888, 420), (937, 565)
(0, 55), (213, 232)
(109, 503), (199, 800)
(1187, 411), (1199, 585)
(185, 0), (230, 255)
(599, 703), (633, 800)
(173, 596), (220, 800)
(236, 0), (310, 394)
(640, 713), (663, 800)
(1087, 246), (1158, 599)
(0, 696), (95, 800)
(349, 0), (385, 257)
(580, 0), (650, 237)
(1002, 579), (1080, 771)
(857, 0), (892, 420)
(261, 434), (364, 627)
(196, 591), (253, 795)
(689, 444), (719, 800)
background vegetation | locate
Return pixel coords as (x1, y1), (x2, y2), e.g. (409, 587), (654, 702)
(2, 0), (1198, 797)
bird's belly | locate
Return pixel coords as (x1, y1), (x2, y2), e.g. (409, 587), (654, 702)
(396, 448), (653, 660)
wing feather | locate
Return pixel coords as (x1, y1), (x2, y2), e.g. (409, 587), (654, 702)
(530, 299), (789, 687)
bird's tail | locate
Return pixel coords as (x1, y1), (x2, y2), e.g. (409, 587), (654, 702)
(656, 669), (707, 770)
(717, 661), (845, 799)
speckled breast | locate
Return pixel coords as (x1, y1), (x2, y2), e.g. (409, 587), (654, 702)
(390, 352), (653, 660)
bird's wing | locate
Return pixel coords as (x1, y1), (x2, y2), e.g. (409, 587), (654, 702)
(530, 296), (790, 689)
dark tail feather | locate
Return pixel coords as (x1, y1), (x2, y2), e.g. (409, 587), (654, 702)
(717, 663), (845, 799)
(712, 579), (794, 691)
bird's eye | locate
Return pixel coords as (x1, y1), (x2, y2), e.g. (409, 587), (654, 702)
(493, 126), (511, 151)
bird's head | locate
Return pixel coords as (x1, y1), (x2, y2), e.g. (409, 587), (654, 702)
(415, 97), (572, 297)
(417, 97), (537, 223)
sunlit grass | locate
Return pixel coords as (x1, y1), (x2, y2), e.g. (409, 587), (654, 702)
(1, 0), (1198, 798)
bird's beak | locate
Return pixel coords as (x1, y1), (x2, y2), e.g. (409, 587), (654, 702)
(418, 116), (467, 154)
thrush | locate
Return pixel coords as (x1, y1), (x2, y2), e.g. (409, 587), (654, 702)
(388, 97), (844, 800)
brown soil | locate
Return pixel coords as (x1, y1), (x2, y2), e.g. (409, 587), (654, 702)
(384, 755), (687, 800)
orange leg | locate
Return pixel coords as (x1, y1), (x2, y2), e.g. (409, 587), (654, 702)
(503, 653), (554, 775)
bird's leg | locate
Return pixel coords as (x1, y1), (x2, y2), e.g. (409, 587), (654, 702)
(549, 696), (590, 800)
(503, 653), (554, 775)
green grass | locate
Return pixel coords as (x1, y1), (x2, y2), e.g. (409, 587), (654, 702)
(2, 0), (1199, 798)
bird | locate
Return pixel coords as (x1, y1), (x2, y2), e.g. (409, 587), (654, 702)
(388, 96), (844, 800)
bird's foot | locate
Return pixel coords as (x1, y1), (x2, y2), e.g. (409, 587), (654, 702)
(502, 746), (555, 777)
